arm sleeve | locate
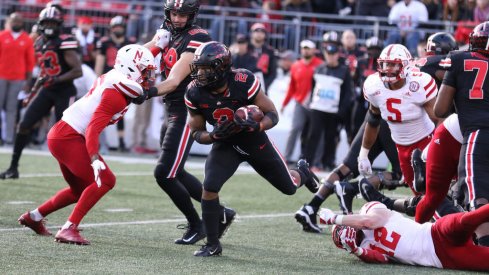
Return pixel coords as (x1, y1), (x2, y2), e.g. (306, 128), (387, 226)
(356, 248), (389, 264)
(85, 90), (128, 157)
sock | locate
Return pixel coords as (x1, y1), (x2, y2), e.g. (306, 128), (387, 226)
(68, 182), (111, 225)
(38, 187), (79, 217)
(478, 235), (489, 247)
(202, 198), (221, 245)
(309, 195), (326, 209)
(30, 208), (44, 222)
(61, 221), (73, 230)
(10, 132), (30, 169)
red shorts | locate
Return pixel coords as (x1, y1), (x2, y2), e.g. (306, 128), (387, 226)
(396, 135), (432, 195)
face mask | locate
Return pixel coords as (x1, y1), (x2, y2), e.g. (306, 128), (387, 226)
(113, 31), (124, 38)
(11, 25), (22, 32)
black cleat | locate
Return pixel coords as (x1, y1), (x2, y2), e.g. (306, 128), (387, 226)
(359, 178), (385, 203)
(335, 181), (358, 214)
(404, 195), (423, 217)
(174, 223), (206, 245)
(194, 243), (222, 257)
(297, 159), (320, 193)
(411, 148), (426, 193)
(0, 167), (19, 180)
(218, 207), (236, 239)
(294, 204), (321, 233)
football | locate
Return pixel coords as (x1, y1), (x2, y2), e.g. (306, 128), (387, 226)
(234, 105), (264, 123)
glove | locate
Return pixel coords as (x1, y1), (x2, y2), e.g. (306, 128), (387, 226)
(91, 159), (106, 188)
(358, 158), (372, 177)
(319, 208), (337, 225)
(234, 115), (261, 132)
(209, 120), (240, 140)
(132, 90), (148, 105)
(340, 226), (363, 256)
(153, 29), (171, 49)
(145, 86), (158, 99)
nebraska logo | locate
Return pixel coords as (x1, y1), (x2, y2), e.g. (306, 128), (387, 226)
(409, 81), (420, 92)
(134, 50), (143, 62)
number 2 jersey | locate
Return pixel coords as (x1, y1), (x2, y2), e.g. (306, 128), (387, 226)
(34, 34), (78, 93)
(159, 25), (211, 101)
(363, 72), (437, 145)
(442, 51), (489, 135)
(61, 69), (142, 156)
(359, 202), (442, 268)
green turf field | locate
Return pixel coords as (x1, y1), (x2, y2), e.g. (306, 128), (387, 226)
(0, 151), (479, 274)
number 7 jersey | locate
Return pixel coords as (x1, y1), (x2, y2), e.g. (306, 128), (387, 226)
(363, 72), (437, 145)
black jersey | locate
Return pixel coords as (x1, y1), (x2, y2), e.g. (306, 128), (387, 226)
(185, 69), (261, 141)
(96, 36), (136, 74)
(443, 51), (489, 134)
(416, 54), (446, 87)
(34, 34), (78, 89)
(161, 25), (211, 101)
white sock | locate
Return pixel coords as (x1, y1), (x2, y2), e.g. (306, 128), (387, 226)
(61, 221), (73, 230)
(421, 145), (429, 162)
(29, 209), (43, 222)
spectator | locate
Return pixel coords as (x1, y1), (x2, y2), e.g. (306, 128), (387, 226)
(95, 16), (136, 153)
(231, 34), (258, 72)
(258, 0), (283, 31)
(249, 23), (277, 93)
(355, 0), (390, 17)
(74, 16), (98, 69)
(421, 0), (442, 20)
(0, 12), (35, 145)
(282, 40), (323, 164)
(386, 0), (429, 56)
(267, 50), (296, 109)
(474, 0), (489, 22)
(209, 0), (251, 41)
(304, 43), (353, 171)
(443, 0), (474, 21)
(283, 0), (313, 50)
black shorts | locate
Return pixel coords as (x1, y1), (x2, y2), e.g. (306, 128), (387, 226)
(20, 85), (76, 129)
(458, 129), (489, 209)
(155, 101), (194, 179)
(343, 119), (401, 177)
(203, 132), (296, 195)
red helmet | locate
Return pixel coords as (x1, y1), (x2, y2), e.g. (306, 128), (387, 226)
(469, 22), (489, 54)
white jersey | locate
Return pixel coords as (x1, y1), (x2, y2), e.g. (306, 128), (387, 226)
(358, 202), (442, 268)
(363, 72), (436, 145)
(62, 69), (142, 135)
(442, 113), (463, 144)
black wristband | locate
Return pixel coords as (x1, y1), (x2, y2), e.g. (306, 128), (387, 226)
(147, 86), (158, 99)
(264, 111), (279, 127)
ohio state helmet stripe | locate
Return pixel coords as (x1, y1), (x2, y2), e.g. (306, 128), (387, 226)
(184, 95), (196, 109)
(168, 124), (191, 178)
(247, 78), (260, 99)
(465, 130), (479, 205)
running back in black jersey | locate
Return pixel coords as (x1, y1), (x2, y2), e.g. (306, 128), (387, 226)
(185, 69), (260, 139)
(443, 51), (489, 134)
(161, 25), (211, 101)
(34, 34), (78, 90)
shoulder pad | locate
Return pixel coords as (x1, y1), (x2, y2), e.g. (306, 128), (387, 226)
(360, 201), (388, 215)
(112, 79), (143, 99)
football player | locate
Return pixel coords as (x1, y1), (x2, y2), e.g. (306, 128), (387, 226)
(435, 21), (489, 246)
(0, 7), (82, 179)
(185, 42), (319, 256)
(143, 0), (234, 245)
(17, 44), (154, 244)
(320, 202), (489, 271)
(359, 44), (440, 196)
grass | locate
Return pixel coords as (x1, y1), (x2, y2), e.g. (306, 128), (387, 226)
(0, 151), (480, 274)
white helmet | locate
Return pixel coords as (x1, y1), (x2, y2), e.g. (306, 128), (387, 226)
(114, 44), (156, 91)
(377, 44), (412, 83)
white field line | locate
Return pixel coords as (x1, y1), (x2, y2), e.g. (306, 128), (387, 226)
(0, 212), (294, 232)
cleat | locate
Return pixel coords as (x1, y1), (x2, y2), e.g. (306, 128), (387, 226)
(404, 195), (423, 217)
(218, 207), (236, 239)
(55, 224), (90, 245)
(174, 223), (206, 245)
(194, 242), (222, 257)
(297, 159), (320, 193)
(18, 212), (52, 236)
(335, 181), (358, 214)
(0, 167), (19, 180)
(412, 149), (426, 193)
(359, 178), (385, 203)
(294, 204), (321, 233)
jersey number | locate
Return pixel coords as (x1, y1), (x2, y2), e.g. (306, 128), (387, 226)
(163, 48), (178, 78)
(386, 98), (402, 122)
(371, 227), (401, 257)
(36, 50), (61, 76)
(212, 107), (234, 124)
(464, 59), (488, 99)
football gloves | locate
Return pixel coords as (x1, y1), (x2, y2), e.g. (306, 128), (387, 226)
(234, 115), (261, 132)
(153, 29), (171, 50)
(209, 120), (240, 140)
(91, 159), (106, 188)
(358, 158), (372, 177)
(340, 226), (363, 256)
(319, 208), (337, 225)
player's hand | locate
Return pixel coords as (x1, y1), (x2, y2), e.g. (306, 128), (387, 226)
(153, 29), (171, 49)
(132, 90), (148, 105)
(235, 115), (261, 132)
(39, 76), (57, 88)
(340, 226), (362, 255)
(91, 159), (106, 188)
(145, 86), (158, 99)
(209, 120), (240, 140)
(22, 91), (37, 107)
(358, 158), (372, 176)
(319, 208), (337, 225)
